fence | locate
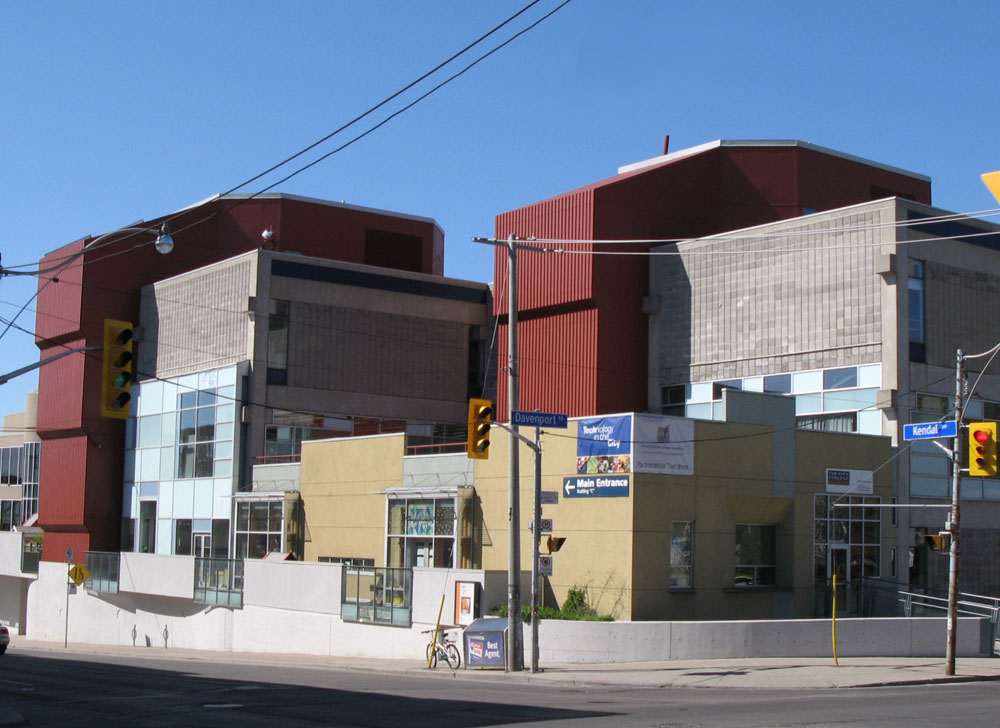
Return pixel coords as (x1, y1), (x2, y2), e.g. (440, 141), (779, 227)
(84, 551), (120, 593)
(341, 565), (412, 626)
(194, 557), (244, 608)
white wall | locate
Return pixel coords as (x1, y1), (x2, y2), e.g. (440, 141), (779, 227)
(119, 553), (194, 599)
(0, 532), (24, 577)
(20, 557), (996, 662)
(0, 576), (28, 632)
(243, 559), (341, 614)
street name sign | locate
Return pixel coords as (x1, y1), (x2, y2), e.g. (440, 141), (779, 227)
(540, 490), (559, 505)
(903, 421), (957, 441)
(511, 410), (568, 429)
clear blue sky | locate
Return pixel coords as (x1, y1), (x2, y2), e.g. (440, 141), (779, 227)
(2, 0), (999, 421)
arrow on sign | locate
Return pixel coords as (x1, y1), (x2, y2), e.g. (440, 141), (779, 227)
(564, 481), (576, 496)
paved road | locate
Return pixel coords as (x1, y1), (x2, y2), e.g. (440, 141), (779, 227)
(3, 647), (1000, 727)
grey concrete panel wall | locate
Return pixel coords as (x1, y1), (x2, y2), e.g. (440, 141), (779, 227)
(287, 301), (468, 402)
(652, 203), (890, 386)
(139, 256), (254, 379)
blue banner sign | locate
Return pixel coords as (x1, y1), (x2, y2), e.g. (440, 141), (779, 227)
(563, 475), (630, 498)
(511, 410), (568, 429)
(903, 421), (957, 441)
(466, 633), (505, 666)
(577, 415), (632, 474)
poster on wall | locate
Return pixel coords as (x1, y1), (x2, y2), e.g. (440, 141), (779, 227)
(825, 468), (873, 495)
(454, 581), (478, 626)
(576, 415), (632, 474)
(632, 414), (695, 475)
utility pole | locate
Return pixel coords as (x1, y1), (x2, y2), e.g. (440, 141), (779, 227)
(506, 233), (524, 671)
(946, 349), (963, 676)
(472, 234), (544, 672)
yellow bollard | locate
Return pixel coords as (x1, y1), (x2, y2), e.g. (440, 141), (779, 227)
(831, 573), (839, 666)
(427, 593), (446, 669)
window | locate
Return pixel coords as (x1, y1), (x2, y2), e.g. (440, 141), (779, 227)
(813, 494), (881, 582)
(763, 374), (791, 394)
(670, 521), (693, 587)
(177, 388), (231, 478)
(319, 556), (375, 568)
(734, 524), (776, 586)
(823, 367), (857, 390)
(797, 412), (857, 433)
(909, 260), (925, 362)
(386, 496), (457, 569)
(661, 385), (686, 417)
(267, 300), (289, 384)
(234, 500), (284, 559)
(713, 380), (742, 399)
(916, 393), (949, 414)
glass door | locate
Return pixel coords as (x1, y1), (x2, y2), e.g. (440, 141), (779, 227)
(194, 533), (211, 587)
(829, 545), (849, 616)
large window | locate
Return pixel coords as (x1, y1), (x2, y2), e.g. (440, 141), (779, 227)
(176, 388), (233, 478)
(0, 442), (39, 523)
(734, 524), (776, 586)
(813, 494), (881, 582)
(386, 496), (456, 569)
(234, 500), (284, 559)
(670, 521), (693, 587)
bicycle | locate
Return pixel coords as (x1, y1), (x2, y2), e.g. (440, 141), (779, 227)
(423, 627), (461, 669)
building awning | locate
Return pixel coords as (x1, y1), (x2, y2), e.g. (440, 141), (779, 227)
(374, 485), (469, 499)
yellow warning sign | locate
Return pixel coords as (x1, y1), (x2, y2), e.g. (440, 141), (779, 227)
(68, 563), (90, 586)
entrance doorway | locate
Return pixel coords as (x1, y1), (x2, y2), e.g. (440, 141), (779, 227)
(828, 545), (849, 616)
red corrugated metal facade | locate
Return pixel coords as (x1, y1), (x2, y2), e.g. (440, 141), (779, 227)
(493, 141), (932, 419)
(33, 195), (444, 561)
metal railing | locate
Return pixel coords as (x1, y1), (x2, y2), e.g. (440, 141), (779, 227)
(404, 441), (467, 456)
(341, 565), (412, 627)
(857, 578), (1000, 650)
(193, 557), (244, 608)
(84, 551), (120, 593)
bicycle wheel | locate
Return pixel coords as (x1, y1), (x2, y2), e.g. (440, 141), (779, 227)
(445, 643), (461, 669)
(425, 642), (437, 668)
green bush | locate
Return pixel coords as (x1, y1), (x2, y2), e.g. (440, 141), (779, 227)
(490, 586), (614, 622)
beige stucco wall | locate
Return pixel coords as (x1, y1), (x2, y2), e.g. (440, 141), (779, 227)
(300, 434), (403, 563)
(298, 409), (895, 622)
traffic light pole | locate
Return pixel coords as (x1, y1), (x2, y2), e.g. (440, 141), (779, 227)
(945, 349), (964, 676)
(0, 345), (101, 386)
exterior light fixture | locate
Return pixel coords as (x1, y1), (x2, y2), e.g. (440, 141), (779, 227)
(154, 224), (174, 255)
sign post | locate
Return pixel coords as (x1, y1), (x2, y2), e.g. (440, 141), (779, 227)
(64, 548), (74, 648)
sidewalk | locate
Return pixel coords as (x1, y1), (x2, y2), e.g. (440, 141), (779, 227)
(8, 637), (1000, 690)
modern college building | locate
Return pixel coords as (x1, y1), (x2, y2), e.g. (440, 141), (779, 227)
(494, 137), (1000, 596)
(31, 194), (490, 563)
(299, 389), (896, 620)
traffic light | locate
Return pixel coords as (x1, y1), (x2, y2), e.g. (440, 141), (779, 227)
(466, 398), (492, 459)
(101, 319), (134, 419)
(968, 422), (998, 477)
(925, 531), (951, 551)
(545, 536), (566, 553)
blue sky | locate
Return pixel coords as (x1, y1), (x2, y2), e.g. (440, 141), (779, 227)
(2, 0), (1000, 421)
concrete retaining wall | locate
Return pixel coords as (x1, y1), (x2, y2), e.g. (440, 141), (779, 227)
(532, 617), (993, 662)
(14, 558), (995, 662)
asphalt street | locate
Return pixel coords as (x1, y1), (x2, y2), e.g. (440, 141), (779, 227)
(3, 645), (1000, 727)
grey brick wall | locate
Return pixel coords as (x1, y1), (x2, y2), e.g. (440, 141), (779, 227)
(652, 203), (889, 386)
